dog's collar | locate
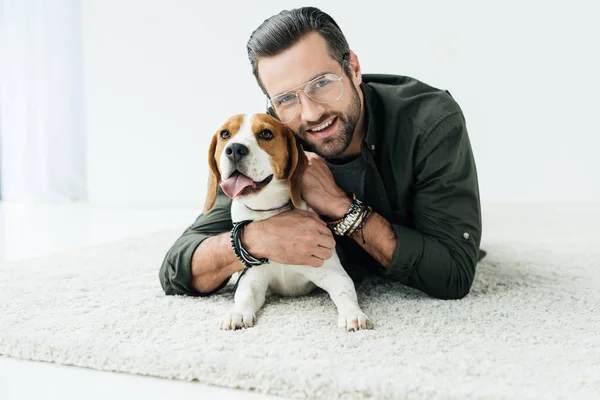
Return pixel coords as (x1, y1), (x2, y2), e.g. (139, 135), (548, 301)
(244, 200), (292, 213)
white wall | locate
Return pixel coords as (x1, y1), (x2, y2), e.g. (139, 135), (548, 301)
(1, 0), (86, 203)
(82, 0), (600, 207)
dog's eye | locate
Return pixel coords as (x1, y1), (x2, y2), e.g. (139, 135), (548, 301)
(220, 130), (231, 140)
(258, 129), (274, 141)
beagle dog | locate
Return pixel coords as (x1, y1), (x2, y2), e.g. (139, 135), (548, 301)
(204, 113), (372, 332)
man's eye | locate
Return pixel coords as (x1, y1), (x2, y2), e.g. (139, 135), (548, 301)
(277, 95), (294, 105)
(315, 79), (330, 88)
(258, 129), (274, 140)
(220, 130), (231, 140)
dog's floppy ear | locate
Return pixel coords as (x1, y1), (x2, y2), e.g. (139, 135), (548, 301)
(286, 129), (308, 209)
(203, 134), (221, 213)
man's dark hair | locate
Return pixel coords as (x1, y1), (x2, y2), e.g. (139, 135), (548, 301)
(246, 7), (351, 96)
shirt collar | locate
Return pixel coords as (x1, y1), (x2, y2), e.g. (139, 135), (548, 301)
(360, 82), (380, 154)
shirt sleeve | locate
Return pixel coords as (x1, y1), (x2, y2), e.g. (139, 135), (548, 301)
(159, 188), (233, 296)
(384, 111), (483, 299)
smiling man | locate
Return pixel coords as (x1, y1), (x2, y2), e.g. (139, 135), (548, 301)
(159, 7), (485, 300)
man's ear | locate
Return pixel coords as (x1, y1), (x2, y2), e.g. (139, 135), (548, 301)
(286, 129), (308, 209)
(203, 134), (221, 213)
(348, 50), (362, 86)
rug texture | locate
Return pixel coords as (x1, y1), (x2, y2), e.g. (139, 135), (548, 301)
(1, 204), (599, 399)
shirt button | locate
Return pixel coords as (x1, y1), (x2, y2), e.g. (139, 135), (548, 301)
(463, 232), (470, 239)
(370, 144), (376, 151)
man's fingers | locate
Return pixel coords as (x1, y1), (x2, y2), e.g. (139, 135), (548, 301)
(313, 246), (333, 261)
(317, 234), (336, 249)
(308, 256), (325, 268)
(316, 223), (333, 236)
(304, 151), (323, 163)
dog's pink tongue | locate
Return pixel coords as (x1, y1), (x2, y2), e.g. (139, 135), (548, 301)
(220, 173), (255, 198)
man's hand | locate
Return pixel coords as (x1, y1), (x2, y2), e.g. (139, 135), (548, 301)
(301, 152), (352, 218)
(241, 209), (336, 267)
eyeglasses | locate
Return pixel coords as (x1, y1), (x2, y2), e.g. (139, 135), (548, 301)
(266, 66), (344, 124)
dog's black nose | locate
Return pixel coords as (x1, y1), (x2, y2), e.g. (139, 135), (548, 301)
(225, 143), (249, 164)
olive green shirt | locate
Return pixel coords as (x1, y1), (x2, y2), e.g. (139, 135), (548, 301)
(159, 74), (484, 300)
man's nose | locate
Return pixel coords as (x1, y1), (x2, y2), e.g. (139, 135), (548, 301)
(225, 143), (249, 164)
(298, 92), (324, 122)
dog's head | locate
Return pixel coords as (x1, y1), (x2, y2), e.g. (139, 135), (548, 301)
(203, 113), (307, 213)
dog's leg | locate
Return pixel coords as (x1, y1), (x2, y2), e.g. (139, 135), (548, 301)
(219, 267), (268, 330)
(312, 261), (373, 332)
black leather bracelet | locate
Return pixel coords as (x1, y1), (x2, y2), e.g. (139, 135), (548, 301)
(230, 220), (269, 269)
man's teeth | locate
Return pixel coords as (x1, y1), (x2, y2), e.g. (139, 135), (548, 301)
(310, 119), (334, 132)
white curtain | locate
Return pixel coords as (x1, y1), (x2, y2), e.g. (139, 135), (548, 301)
(0, 0), (86, 202)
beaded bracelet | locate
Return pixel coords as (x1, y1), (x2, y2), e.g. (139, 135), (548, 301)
(326, 194), (373, 243)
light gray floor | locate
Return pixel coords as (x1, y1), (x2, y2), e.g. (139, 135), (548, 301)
(0, 201), (281, 400)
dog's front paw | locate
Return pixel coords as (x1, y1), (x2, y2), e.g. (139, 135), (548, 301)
(338, 310), (373, 331)
(218, 309), (256, 330)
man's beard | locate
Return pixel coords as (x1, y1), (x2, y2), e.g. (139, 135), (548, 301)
(295, 85), (361, 159)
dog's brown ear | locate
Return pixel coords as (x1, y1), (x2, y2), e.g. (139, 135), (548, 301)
(286, 129), (307, 209)
(203, 134), (221, 213)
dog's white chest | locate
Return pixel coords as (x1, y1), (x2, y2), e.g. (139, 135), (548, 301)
(234, 262), (317, 297)
(265, 262), (317, 296)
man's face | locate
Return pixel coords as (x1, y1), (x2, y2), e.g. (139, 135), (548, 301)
(257, 32), (362, 159)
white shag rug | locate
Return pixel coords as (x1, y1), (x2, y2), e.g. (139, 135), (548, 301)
(1, 204), (599, 399)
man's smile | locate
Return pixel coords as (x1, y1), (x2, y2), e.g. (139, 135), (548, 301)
(307, 116), (338, 138)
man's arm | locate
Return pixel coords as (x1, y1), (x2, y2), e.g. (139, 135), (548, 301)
(159, 188), (236, 296)
(335, 208), (396, 268)
(190, 232), (245, 293)
(159, 187), (337, 296)
(347, 111), (482, 299)
(308, 111), (482, 300)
